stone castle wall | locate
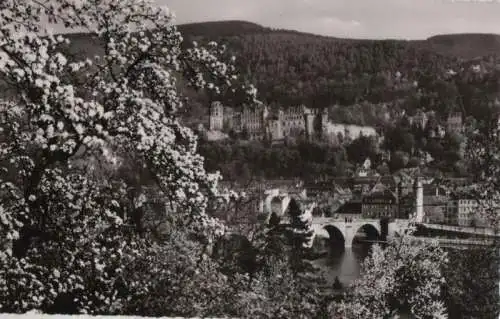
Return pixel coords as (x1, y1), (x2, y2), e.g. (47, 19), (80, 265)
(209, 101), (377, 142)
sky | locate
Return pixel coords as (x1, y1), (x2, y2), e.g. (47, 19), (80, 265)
(159, 0), (500, 39)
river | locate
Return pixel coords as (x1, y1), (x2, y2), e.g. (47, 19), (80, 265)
(310, 237), (500, 318)
(311, 241), (371, 285)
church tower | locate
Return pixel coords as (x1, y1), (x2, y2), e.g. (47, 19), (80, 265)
(414, 176), (424, 223)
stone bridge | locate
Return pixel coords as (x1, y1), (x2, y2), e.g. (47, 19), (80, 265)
(310, 217), (406, 248)
(259, 190), (408, 248)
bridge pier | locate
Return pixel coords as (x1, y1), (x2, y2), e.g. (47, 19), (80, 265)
(311, 218), (395, 248)
(343, 224), (356, 248)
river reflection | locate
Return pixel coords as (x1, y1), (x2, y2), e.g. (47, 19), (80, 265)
(311, 237), (373, 285)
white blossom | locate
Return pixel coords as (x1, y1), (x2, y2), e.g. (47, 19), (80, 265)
(0, 0), (254, 314)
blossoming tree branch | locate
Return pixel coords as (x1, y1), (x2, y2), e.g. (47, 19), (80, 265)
(0, 0), (255, 313)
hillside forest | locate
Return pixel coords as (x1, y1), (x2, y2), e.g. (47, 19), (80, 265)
(175, 21), (500, 180)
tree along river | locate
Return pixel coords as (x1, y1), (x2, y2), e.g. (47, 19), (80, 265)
(311, 237), (500, 318)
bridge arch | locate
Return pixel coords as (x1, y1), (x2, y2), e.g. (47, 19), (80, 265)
(310, 224), (346, 253)
(324, 225), (346, 245)
(265, 192), (308, 215)
(352, 223), (382, 245)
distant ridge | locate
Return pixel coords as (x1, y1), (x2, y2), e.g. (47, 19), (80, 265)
(177, 20), (268, 37)
(177, 20), (500, 59)
(424, 33), (500, 59)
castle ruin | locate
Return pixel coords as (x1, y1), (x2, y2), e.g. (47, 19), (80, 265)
(209, 101), (376, 143)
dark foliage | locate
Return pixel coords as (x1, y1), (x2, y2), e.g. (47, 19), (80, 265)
(443, 247), (500, 319)
(198, 139), (355, 181)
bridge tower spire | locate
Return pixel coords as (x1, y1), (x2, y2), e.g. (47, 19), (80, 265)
(414, 175), (424, 223)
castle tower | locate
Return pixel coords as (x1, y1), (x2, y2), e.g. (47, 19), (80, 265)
(304, 108), (315, 141)
(278, 109), (284, 122)
(269, 118), (283, 141)
(321, 108), (329, 138)
(261, 104), (269, 139)
(209, 101), (224, 131)
(262, 104), (269, 121)
(446, 112), (463, 134)
(414, 176), (424, 223)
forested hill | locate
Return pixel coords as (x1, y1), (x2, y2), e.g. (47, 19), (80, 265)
(179, 21), (500, 59)
(3, 20), (500, 124)
(175, 21), (500, 123)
